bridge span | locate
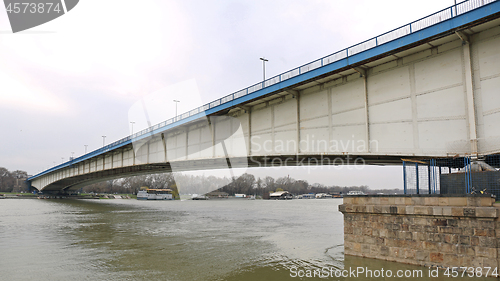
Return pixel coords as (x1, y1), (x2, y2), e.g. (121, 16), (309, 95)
(29, 0), (500, 192)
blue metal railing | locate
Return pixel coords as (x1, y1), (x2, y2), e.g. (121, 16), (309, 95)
(29, 0), (498, 181)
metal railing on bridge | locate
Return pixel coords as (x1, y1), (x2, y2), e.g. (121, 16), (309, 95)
(403, 155), (500, 198)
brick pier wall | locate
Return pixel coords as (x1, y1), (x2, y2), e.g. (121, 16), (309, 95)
(339, 195), (499, 268)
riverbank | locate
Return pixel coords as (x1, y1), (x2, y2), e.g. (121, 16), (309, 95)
(0, 193), (136, 199)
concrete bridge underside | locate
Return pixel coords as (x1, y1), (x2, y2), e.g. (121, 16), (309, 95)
(31, 11), (500, 192)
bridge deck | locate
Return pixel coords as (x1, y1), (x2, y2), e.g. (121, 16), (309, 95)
(29, 0), (500, 185)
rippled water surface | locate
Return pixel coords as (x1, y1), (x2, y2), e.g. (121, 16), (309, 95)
(0, 199), (495, 280)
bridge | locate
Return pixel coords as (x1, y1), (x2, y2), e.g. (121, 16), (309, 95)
(28, 0), (500, 192)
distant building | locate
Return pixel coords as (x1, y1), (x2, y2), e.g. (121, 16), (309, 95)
(206, 191), (229, 199)
(296, 193), (315, 199)
(269, 191), (293, 200)
(234, 193), (246, 198)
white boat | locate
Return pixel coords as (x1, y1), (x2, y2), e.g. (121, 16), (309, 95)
(191, 194), (208, 200)
(347, 191), (365, 195)
(137, 189), (173, 200)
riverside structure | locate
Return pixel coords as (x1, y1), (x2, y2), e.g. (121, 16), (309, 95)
(339, 194), (500, 269)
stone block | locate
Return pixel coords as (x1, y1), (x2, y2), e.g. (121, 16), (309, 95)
(430, 252), (444, 263)
(433, 219), (447, 226)
(361, 244), (371, 254)
(471, 256), (483, 268)
(475, 246), (497, 258)
(447, 218), (459, 227)
(412, 197), (425, 206)
(403, 248), (416, 259)
(451, 207), (464, 217)
(343, 197), (353, 204)
(424, 225), (438, 233)
(423, 242), (438, 251)
(389, 247), (400, 258)
(415, 232), (427, 241)
(442, 207), (453, 216)
(405, 197), (413, 205)
(478, 236), (497, 248)
(439, 197), (449, 206)
(409, 224), (423, 232)
(480, 220), (495, 229)
(463, 208), (476, 217)
(459, 235), (471, 245)
(425, 197), (439, 206)
(444, 234), (459, 244)
(415, 250), (429, 261)
(475, 207), (497, 218)
(474, 228), (495, 237)
(370, 197), (380, 205)
(457, 219), (469, 228)
(471, 236), (479, 246)
(366, 205), (374, 213)
(458, 245), (475, 255)
(352, 242), (362, 252)
(362, 228), (373, 236)
(394, 197), (405, 205)
(482, 257), (498, 268)
(415, 206), (432, 215)
(461, 228), (473, 236)
(387, 230), (397, 239)
(467, 197), (480, 207)
(397, 231), (412, 240)
(439, 226), (461, 235)
(406, 206), (415, 214)
(460, 255), (474, 266)
(381, 206), (391, 214)
(338, 204), (347, 213)
(380, 246), (390, 256)
(441, 243), (457, 253)
(432, 207), (443, 216)
(480, 197), (494, 207)
(443, 253), (460, 267)
(413, 217), (428, 225)
(449, 197), (467, 206)
(364, 236), (376, 245)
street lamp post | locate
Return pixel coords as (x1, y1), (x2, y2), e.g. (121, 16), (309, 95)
(130, 121), (135, 135)
(84, 145), (88, 154)
(102, 136), (106, 147)
(71, 152), (74, 160)
(173, 100), (180, 119)
(260, 57), (268, 81)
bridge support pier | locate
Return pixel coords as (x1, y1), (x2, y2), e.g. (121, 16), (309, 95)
(339, 195), (499, 269)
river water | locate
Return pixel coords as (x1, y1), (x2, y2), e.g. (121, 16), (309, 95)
(0, 199), (495, 280)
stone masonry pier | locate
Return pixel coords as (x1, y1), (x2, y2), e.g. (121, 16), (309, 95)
(339, 195), (499, 269)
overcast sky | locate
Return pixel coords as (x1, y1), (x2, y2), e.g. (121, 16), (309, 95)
(0, 0), (454, 189)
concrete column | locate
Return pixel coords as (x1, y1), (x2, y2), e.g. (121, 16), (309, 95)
(463, 42), (478, 156)
(210, 119), (215, 158)
(248, 109), (252, 156)
(147, 142), (150, 164)
(363, 74), (370, 153)
(161, 133), (167, 162)
(185, 129), (188, 160)
(296, 92), (300, 154)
